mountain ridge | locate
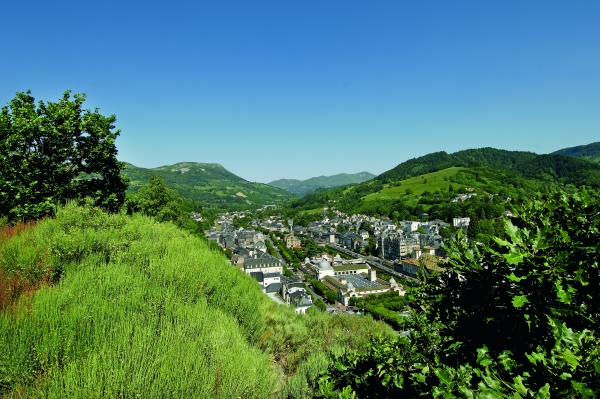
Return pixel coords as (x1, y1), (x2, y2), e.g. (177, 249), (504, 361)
(122, 162), (297, 210)
(269, 171), (375, 196)
(551, 142), (600, 163)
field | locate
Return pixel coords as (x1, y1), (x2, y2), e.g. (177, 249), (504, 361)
(364, 167), (464, 203)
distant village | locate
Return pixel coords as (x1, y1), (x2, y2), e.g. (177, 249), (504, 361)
(202, 201), (496, 314)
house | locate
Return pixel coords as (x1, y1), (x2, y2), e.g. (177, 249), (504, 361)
(281, 281), (313, 314)
(249, 271), (281, 289)
(395, 253), (445, 277)
(321, 269), (405, 306)
(285, 233), (301, 249)
(243, 254), (283, 275)
(453, 217), (471, 228)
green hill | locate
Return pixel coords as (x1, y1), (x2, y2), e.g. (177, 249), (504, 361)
(551, 142), (600, 163)
(377, 147), (600, 187)
(364, 167), (464, 203)
(269, 171), (375, 196)
(122, 162), (297, 210)
(283, 147), (600, 222)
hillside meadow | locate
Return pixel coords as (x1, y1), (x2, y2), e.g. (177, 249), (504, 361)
(364, 167), (464, 204)
(0, 203), (394, 398)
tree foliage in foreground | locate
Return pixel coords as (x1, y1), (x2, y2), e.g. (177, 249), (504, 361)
(319, 188), (600, 398)
(0, 90), (128, 220)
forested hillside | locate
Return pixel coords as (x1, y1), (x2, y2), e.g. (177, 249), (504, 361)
(377, 147), (600, 185)
(123, 162), (297, 210)
(285, 147), (600, 220)
(552, 142), (600, 163)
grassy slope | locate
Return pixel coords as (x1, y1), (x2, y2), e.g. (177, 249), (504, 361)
(286, 146), (600, 218)
(0, 204), (394, 398)
(123, 162), (297, 209)
(296, 164), (553, 216)
(365, 167), (464, 202)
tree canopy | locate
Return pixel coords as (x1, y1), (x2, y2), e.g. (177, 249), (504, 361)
(0, 90), (128, 220)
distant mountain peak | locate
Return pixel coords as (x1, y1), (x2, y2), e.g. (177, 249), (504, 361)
(122, 161), (296, 209)
(268, 171), (375, 196)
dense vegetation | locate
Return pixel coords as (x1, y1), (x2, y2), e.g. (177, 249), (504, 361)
(3, 91), (599, 397)
(377, 147), (600, 186)
(349, 291), (410, 331)
(285, 147), (600, 221)
(552, 142), (600, 163)
(123, 162), (297, 210)
(0, 91), (128, 220)
(318, 189), (600, 398)
(0, 203), (397, 398)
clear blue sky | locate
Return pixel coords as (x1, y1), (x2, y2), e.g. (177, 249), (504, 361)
(2, 1), (599, 183)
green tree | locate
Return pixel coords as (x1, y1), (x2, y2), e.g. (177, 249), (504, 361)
(466, 215), (480, 238)
(313, 298), (326, 312)
(0, 90), (128, 220)
(414, 188), (600, 396)
(305, 239), (321, 258)
(439, 225), (456, 240)
(136, 174), (172, 217)
(128, 174), (190, 226)
(364, 236), (377, 256)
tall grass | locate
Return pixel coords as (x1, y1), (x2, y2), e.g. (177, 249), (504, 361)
(0, 203), (397, 398)
(0, 203), (275, 397)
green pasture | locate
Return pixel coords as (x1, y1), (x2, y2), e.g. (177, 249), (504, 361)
(300, 207), (325, 215)
(364, 167), (464, 202)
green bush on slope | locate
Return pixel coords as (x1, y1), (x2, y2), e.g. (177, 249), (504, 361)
(0, 202), (397, 398)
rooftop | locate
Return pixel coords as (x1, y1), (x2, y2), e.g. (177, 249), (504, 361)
(332, 263), (369, 272)
(328, 274), (385, 291)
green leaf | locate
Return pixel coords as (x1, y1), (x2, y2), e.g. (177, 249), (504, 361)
(525, 351), (546, 366)
(561, 349), (580, 370)
(512, 295), (529, 308)
(593, 361), (600, 375)
(560, 230), (571, 243)
(534, 383), (550, 399)
(507, 272), (527, 282)
(505, 220), (522, 245)
(559, 372), (572, 380)
(434, 368), (453, 386)
(493, 236), (513, 248)
(505, 250), (525, 265)
(512, 376), (528, 395)
(555, 285), (570, 304)
(572, 381), (595, 398)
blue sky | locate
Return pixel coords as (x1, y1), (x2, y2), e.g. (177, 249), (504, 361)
(2, 1), (599, 183)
